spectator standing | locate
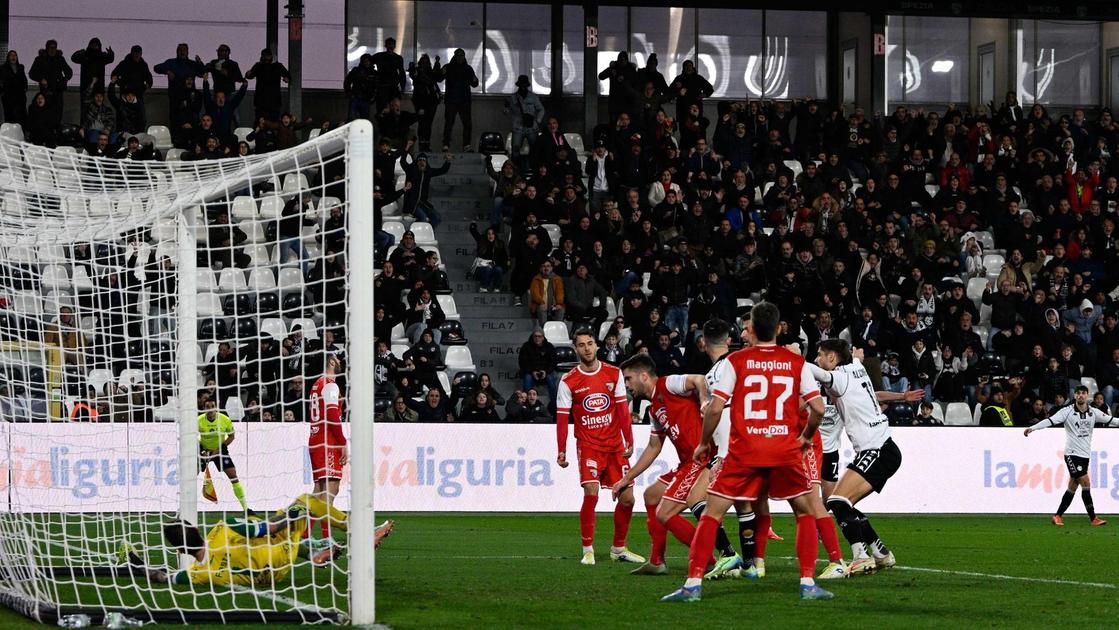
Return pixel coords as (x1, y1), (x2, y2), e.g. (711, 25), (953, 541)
(597, 51), (636, 126)
(344, 54), (377, 121)
(28, 39), (72, 123)
(506, 75), (545, 167)
(529, 260), (566, 326)
(668, 59), (713, 122)
(70, 37), (114, 105)
(110, 45), (153, 126)
(201, 75), (248, 136)
(107, 78), (145, 135)
(205, 45), (244, 103)
(439, 48), (479, 151)
(408, 54), (441, 152)
(371, 38), (406, 112)
(245, 49), (290, 122)
(153, 43), (205, 122)
(0, 50), (28, 125)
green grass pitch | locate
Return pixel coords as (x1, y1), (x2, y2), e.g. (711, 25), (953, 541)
(2, 512), (1118, 627)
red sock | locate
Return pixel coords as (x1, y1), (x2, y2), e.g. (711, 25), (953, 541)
(664, 514), (696, 546)
(755, 513), (772, 559)
(646, 504), (667, 565)
(320, 519), (331, 539)
(817, 516), (842, 562)
(613, 502), (634, 548)
(795, 514), (819, 578)
(687, 515), (721, 579)
(580, 495), (598, 547)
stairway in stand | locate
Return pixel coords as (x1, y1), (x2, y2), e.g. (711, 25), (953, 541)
(427, 154), (535, 400)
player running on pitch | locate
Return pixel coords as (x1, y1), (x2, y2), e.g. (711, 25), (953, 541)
(613, 354), (740, 575)
(310, 354), (348, 544)
(663, 303), (834, 602)
(1024, 384), (1119, 526)
(117, 494), (395, 586)
(698, 318), (764, 580)
(556, 329), (644, 565)
(810, 339), (909, 576)
(198, 398), (253, 513)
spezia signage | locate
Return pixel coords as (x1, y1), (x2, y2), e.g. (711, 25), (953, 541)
(2, 424), (1117, 514)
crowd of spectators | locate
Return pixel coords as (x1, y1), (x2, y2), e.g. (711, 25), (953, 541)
(372, 44), (1119, 426)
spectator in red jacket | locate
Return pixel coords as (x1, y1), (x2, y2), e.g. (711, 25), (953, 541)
(1065, 159), (1100, 214)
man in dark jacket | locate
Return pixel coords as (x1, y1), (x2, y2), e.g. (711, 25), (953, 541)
(206, 44), (244, 100)
(245, 49), (290, 122)
(668, 59), (713, 121)
(519, 330), (558, 410)
(28, 39), (72, 122)
(202, 76), (248, 136)
(70, 37), (114, 104)
(402, 153), (451, 226)
(110, 45), (153, 104)
(438, 48), (479, 151)
(345, 54), (378, 121)
(371, 37), (406, 111)
(153, 43), (205, 118)
(107, 79), (145, 134)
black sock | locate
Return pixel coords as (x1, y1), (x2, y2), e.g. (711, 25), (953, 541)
(691, 501), (736, 557)
(826, 497), (865, 546)
(859, 517), (890, 556)
(1082, 488), (1096, 520)
(1057, 490), (1075, 516)
(736, 510), (756, 561)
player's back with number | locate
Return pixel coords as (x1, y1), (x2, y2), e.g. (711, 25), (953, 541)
(309, 375), (346, 448)
(715, 345), (818, 467)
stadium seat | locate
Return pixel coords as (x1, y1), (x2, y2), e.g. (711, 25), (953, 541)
(196, 269), (217, 294)
(438, 319), (467, 345)
(409, 222), (438, 247)
(231, 196), (257, 220)
(554, 345), (578, 371)
(542, 224), (562, 248)
(564, 132), (585, 154)
(976, 327), (989, 348)
(233, 127), (254, 148)
(972, 405), (982, 425)
(11, 292), (40, 316)
(436, 371), (452, 394)
(391, 343), (410, 358)
(436, 294), (460, 320)
(203, 343), (219, 364)
(1083, 377), (1099, 397)
(966, 277), (987, 305)
(197, 293), (223, 317)
(444, 346), (476, 374)
(146, 125), (173, 151)
(87, 369), (114, 395)
(281, 173), (309, 198)
(72, 266), (94, 292)
(151, 219), (177, 242)
(931, 403), (946, 424)
(943, 402), (976, 426)
(256, 292), (279, 316)
(982, 253), (1005, 275)
(247, 267), (277, 292)
(259, 318), (287, 340)
(783, 159), (803, 178)
(198, 316), (228, 341)
(118, 369), (145, 389)
(290, 317), (318, 339)
(218, 268), (248, 294)
(277, 268), (305, 294)
(239, 219), (268, 243)
(164, 148), (186, 161)
(244, 244), (271, 267)
(235, 316), (258, 338)
(974, 231), (995, 251)
(40, 265), (71, 292)
(0, 122), (24, 142)
(308, 128), (322, 140)
(924, 184), (940, 198)
(382, 221), (406, 243)
(390, 323), (407, 344)
(544, 321), (571, 346)
(258, 195), (285, 219)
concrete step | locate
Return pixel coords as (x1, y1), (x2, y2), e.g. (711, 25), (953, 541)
(432, 196), (494, 213)
(456, 292), (520, 308)
(458, 303), (526, 319)
(431, 184), (493, 197)
(461, 320), (537, 342)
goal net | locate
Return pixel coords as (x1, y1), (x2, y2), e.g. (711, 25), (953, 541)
(0, 122), (375, 625)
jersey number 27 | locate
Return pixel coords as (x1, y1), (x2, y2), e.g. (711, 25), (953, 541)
(741, 374), (794, 421)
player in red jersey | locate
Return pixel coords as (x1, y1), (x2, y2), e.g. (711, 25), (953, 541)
(556, 329), (644, 566)
(662, 302), (834, 602)
(309, 354), (348, 540)
(613, 354), (741, 575)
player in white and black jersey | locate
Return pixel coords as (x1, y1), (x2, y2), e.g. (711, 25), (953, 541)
(1025, 384), (1119, 527)
(809, 339), (920, 576)
(819, 403), (844, 497)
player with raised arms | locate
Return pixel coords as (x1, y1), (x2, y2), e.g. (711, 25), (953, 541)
(662, 302), (834, 602)
(811, 339), (907, 575)
(309, 354), (348, 543)
(556, 329), (644, 565)
(612, 354), (740, 575)
(1024, 384), (1119, 526)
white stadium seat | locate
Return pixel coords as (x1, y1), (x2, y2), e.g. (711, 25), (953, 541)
(87, 369), (114, 396)
(543, 321), (571, 346)
(231, 196), (257, 220)
(146, 125), (173, 151)
(444, 346), (476, 373)
(217, 268), (248, 294)
(247, 267), (277, 291)
(409, 222), (438, 247)
(196, 270), (217, 294)
(943, 402), (976, 426)
(258, 195), (285, 219)
(260, 318), (288, 340)
(197, 293), (223, 317)
(436, 294), (459, 320)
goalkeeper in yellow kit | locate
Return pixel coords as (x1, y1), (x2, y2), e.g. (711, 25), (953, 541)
(118, 494), (394, 586)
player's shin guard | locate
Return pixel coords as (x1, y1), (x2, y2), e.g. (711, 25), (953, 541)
(613, 501), (633, 548)
(580, 495), (599, 547)
(690, 501), (735, 557)
(817, 516), (842, 562)
(1082, 488), (1097, 520)
(1057, 490), (1075, 516)
(795, 515), (819, 579)
(736, 510), (756, 561)
(755, 513), (772, 560)
(646, 504), (667, 565)
(231, 481), (249, 511)
(826, 496), (864, 546)
(687, 515), (721, 579)
(664, 514), (696, 546)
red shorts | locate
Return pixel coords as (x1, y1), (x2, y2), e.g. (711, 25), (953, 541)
(707, 459), (812, 502)
(309, 444), (346, 481)
(577, 445), (630, 488)
(656, 460), (708, 504)
(803, 443), (823, 485)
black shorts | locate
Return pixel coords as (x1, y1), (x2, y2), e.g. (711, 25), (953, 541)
(1064, 455), (1090, 480)
(822, 450), (841, 483)
(847, 438), (902, 493)
(200, 443), (236, 472)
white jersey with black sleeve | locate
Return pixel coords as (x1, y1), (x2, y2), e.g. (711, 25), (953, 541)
(1029, 404), (1119, 458)
(807, 359), (890, 452)
(705, 354), (732, 458)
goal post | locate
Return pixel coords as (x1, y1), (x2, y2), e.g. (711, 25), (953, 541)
(0, 121), (376, 625)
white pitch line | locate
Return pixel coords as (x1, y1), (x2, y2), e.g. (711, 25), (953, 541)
(440, 554), (1119, 589)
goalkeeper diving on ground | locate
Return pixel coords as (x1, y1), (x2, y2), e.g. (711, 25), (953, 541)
(116, 494), (395, 586)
